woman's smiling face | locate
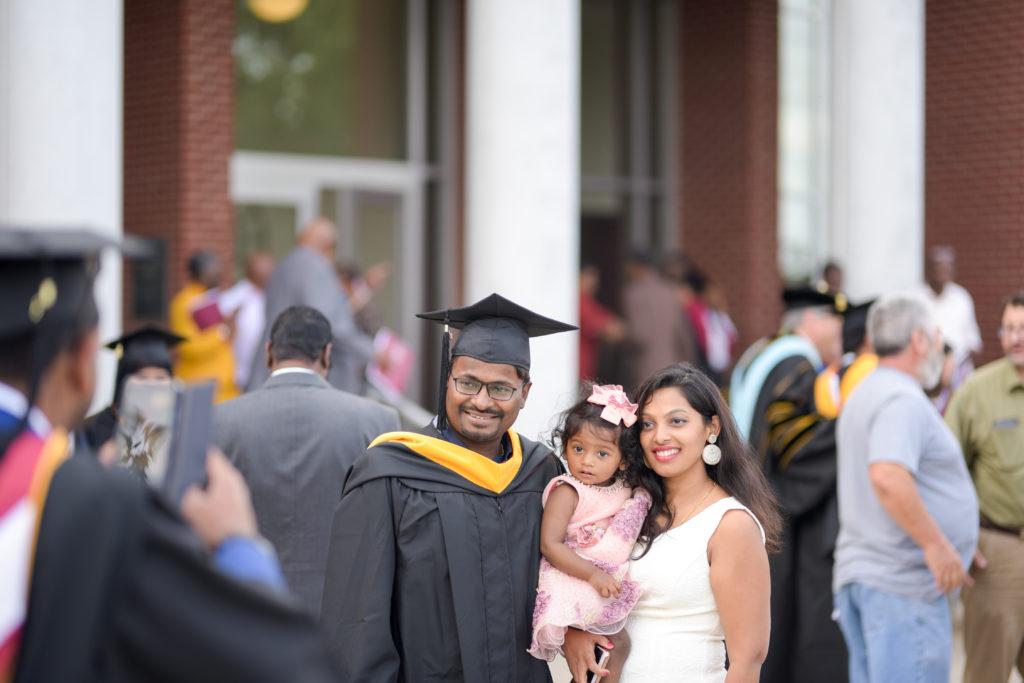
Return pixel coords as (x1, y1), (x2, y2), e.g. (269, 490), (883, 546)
(639, 387), (717, 480)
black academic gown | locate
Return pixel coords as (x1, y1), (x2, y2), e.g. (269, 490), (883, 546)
(78, 405), (116, 453)
(14, 449), (341, 682)
(319, 424), (562, 683)
(748, 356), (848, 683)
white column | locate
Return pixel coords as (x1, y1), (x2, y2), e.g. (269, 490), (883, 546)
(830, 0), (924, 300)
(465, 0), (580, 442)
(0, 1), (123, 408)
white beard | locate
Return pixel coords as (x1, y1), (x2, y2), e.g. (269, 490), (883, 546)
(918, 345), (945, 391)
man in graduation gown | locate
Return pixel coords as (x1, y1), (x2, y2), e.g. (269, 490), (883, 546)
(79, 325), (184, 452)
(0, 229), (340, 682)
(730, 287), (848, 683)
(319, 293), (575, 682)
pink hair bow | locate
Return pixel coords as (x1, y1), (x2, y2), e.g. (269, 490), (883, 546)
(587, 384), (639, 428)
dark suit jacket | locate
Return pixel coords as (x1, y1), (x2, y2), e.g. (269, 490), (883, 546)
(213, 370), (400, 616)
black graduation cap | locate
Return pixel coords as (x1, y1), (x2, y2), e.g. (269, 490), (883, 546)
(106, 326), (185, 406)
(417, 293), (577, 429)
(842, 299), (876, 355)
(0, 228), (145, 453)
(782, 286), (848, 316)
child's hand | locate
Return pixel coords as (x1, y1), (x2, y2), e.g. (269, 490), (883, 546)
(588, 569), (621, 598)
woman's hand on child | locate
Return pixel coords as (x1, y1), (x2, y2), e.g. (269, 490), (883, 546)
(588, 569), (621, 598)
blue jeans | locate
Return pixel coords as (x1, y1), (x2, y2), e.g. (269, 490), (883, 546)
(834, 582), (951, 683)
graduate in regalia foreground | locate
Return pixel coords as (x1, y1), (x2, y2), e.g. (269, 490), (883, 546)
(0, 229), (340, 682)
(319, 293), (576, 682)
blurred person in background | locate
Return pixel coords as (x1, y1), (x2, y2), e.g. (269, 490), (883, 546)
(170, 249), (238, 402)
(814, 300), (878, 421)
(78, 325), (184, 452)
(220, 251), (275, 392)
(622, 250), (699, 391)
(731, 287), (848, 683)
(684, 269), (738, 386)
(0, 230), (340, 682)
(336, 261), (390, 337)
(248, 217), (379, 395)
(834, 293), (978, 683)
(578, 263), (625, 381)
(919, 246), (981, 394)
(214, 305), (399, 617)
(926, 342), (963, 414)
(945, 291), (1024, 683)
(817, 260), (845, 297)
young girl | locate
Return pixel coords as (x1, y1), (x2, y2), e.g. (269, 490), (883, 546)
(529, 383), (652, 681)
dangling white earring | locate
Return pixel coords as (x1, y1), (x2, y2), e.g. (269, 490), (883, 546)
(702, 433), (722, 466)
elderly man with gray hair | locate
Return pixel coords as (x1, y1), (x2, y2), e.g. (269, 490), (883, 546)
(833, 293), (978, 683)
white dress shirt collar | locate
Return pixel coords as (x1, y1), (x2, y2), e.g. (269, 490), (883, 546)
(270, 367), (318, 378)
(0, 381), (52, 437)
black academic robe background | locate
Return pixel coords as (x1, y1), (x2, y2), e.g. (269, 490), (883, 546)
(748, 355), (848, 683)
(319, 424), (561, 683)
(15, 451), (341, 682)
(79, 405), (116, 453)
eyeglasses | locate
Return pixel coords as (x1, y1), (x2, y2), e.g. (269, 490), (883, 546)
(451, 376), (520, 401)
(999, 326), (1024, 340)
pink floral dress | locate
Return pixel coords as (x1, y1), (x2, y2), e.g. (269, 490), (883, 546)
(528, 474), (652, 661)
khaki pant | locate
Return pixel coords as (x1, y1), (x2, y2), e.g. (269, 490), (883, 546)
(963, 527), (1024, 683)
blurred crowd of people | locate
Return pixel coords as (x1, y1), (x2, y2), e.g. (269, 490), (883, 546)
(579, 251), (738, 391)
(720, 248), (1017, 683)
(166, 217), (395, 407)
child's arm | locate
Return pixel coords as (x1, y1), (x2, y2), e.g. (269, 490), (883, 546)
(540, 484), (621, 598)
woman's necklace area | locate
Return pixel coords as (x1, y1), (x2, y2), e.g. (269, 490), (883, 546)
(670, 482), (717, 530)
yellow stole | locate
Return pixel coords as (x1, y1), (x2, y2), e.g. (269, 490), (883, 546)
(27, 430), (70, 567)
(369, 430), (524, 494)
(814, 353), (879, 419)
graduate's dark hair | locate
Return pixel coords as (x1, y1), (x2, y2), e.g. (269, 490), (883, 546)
(269, 305), (332, 364)
(625, 363), (781, 556)
(550, 381), (626, 465)
(187, 249), (219, 281)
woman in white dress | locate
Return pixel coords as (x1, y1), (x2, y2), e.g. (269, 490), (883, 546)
(564, 363), (781, 682)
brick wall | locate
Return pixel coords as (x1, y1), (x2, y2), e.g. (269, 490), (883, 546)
(124, 0), (235, 326)
(678, 0), (780, 351)
(926, 1), (1024, 363)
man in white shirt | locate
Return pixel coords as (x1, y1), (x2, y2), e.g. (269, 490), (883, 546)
(919, 246), (982, 364)
(220, 252), (275, 390)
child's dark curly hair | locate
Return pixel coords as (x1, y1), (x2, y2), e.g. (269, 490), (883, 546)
(549, 381), (628, 456)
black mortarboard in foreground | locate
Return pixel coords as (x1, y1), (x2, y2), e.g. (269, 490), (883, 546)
(417, 293), (577, 429)
(0, 228), (145, 454)
(842, 299), (876, 355)
(783, 286), (848, 316)
(106, 326), (185, 406)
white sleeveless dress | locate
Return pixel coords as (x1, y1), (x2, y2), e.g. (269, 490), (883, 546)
(619, 497), (766, 682)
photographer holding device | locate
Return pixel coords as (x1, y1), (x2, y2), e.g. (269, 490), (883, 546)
(0, 229), (340, 682)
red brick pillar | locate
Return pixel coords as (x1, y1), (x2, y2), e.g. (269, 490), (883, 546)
(678, 0), (780, 350)
(124, 0), (235, 325)
(926, 1), (1024, 363)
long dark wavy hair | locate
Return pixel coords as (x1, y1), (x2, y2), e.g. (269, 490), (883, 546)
(625, 363), (781, 556)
